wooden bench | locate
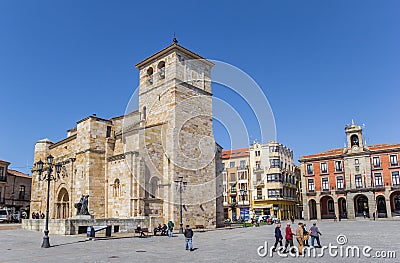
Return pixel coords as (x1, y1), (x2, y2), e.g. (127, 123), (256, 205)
(195, 225), (205, 231)
(134, 227), (149, 237)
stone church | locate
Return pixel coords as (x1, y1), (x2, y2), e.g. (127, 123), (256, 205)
(29, 39), (224, 233)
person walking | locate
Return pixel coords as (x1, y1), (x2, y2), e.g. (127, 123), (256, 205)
(309, 222), (322, 248)
(184, 225), (194, 251)
(273, 223), (283, 252)
(295, 222), (304, 255)
(167, 220), (174, 237)
(284, 222), (295, 253)
(290, 216), (295, 224)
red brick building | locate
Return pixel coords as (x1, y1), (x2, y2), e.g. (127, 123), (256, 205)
(300, 122), (400, 220)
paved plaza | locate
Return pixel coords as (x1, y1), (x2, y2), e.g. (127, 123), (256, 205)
(0, 220), (399, 263)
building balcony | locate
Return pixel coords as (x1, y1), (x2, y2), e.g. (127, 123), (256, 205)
(253, 167), (263, 173)
(335, 189), (346, 194)
(229, 190), (237, 196)
(306, 191), (316, 196)
(237, 166), (248, 171)
(237, 200), (250, 206)
(320, 190), (331, 195)
(254, 180), (264, 186)
(392, 185), (400, 191)
(254, 195), (267, 201)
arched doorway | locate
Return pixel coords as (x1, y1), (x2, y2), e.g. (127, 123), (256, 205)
(338, 197), (347, 219)
(56, 188), (69, 219)
(376, 195), (387, 218)
(320, 196), (335, 219)
(390, 191), (400, 217)
(309, 199), (317, 220)
(354, 194), (369, 217)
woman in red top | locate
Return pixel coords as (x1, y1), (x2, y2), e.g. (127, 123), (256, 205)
(284, 222), (295, 253)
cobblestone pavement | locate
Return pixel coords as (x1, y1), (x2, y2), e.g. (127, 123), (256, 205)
(0, 220), (399, 263)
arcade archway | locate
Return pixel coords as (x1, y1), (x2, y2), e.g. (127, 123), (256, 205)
(354, 194), (369, 218)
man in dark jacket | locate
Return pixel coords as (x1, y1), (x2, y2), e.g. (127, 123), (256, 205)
(273, 223), (283, 252)
(184, 225), (194, 251)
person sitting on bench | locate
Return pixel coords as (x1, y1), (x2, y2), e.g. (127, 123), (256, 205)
(161, 224), (168, 236)
(154, 223), (162, 236)
(137, 225), (146, 237)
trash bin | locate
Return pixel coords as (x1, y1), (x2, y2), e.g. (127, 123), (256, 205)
(106, 225), (112, 237)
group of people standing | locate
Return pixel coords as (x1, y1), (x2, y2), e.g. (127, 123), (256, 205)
(31, 211), (44, 219)
(274, 221), (322, 254)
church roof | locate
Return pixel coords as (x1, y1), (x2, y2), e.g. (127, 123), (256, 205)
(135, 39), (214, 69)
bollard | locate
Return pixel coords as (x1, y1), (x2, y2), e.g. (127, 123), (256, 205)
(106, 225), (112, 237)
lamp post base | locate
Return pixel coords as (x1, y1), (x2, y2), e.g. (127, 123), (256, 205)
(179, 223), (184, 234)
(41, 231), (50, 248)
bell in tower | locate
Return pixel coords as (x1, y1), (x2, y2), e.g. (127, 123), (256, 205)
(345, 120), (363, 152)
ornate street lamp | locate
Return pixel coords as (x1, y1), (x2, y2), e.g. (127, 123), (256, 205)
(240, 188), (248, 228)
(36, 154), (63, 248)
(174, 176), (187, 234)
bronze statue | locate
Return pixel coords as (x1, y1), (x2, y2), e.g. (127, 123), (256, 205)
(74, 195), (90, 215)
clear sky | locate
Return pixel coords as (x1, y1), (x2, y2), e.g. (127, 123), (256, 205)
(1, 0), (399, 174)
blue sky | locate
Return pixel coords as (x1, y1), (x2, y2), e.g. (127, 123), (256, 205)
(1, 0), (399, 174)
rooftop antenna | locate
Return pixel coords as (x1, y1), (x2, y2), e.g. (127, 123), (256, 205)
(351, 119), (355, 126)
(173, 32), (178, 44)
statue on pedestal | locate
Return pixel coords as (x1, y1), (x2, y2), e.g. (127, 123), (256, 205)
(74, 195), (90, 215)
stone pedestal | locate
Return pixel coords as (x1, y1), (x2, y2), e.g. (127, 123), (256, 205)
(71, 215), (94, 220)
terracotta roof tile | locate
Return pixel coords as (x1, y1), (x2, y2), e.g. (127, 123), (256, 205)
(7, 169), (32, 179)
(222, 148), (249, 159)
(301, 143), (400, 160)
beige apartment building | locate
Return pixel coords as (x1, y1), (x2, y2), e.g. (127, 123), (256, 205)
(221, 142), (301, 221)
(249, 142), (299, 220)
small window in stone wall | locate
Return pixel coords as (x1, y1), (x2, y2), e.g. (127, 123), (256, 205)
(113, 179), (121, 197)
(106, 126), (111, 138)
(147, 67), (153, 84)
(158, 61), (165, 79)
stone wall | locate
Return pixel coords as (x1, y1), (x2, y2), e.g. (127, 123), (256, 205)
(22, 218), (149, 235)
